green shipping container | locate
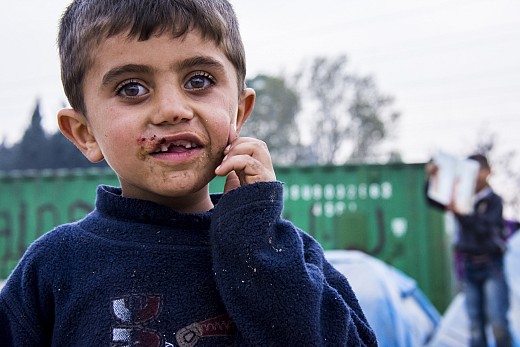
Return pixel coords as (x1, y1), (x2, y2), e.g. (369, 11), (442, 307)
(0, 164), (454, 311)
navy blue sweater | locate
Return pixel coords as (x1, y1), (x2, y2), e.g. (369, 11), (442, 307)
(0, 182), (376, 346)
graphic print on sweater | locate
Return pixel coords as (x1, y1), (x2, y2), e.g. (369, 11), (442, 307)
(110, 294), (235, 346)
(111, 294), (162, 346)
(175, 314), (236, 347)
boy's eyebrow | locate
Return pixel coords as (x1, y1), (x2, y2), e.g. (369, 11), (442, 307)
(102, 64), (154, 86)
(174, 56), (226, 73)
(101, 56), (226, 86)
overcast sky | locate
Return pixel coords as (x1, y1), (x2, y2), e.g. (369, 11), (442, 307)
(1, 0), (519, 166)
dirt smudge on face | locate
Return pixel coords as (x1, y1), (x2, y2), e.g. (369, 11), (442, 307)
(136, 135), (166, 160)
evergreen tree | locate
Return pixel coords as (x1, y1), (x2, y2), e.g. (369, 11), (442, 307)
(0, 99), (109, 171)
(0, 138), (15, 170)
(10, 100), (49, 170)
(48, 131), (106, 169)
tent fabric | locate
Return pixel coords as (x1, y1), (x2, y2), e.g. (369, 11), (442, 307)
(326, 250), (441, 347)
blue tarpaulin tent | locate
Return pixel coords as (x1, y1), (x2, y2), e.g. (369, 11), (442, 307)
(326, 250), (441, 347)
(326, 227), (520, 347)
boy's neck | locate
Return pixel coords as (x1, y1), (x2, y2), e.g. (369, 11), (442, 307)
(122, 188), (214, 213)
(166, 194), (215, 213)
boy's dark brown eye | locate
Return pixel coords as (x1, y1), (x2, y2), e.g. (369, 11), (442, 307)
(190, 76), (206, 89)
(117, 82), (147, 97)
(185, 73), (215, 90)
(123, 84), (141, 97)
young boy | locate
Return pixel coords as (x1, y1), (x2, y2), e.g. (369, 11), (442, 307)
(0, 1), (376, 346)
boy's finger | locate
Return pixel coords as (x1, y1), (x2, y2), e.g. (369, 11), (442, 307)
(219, 154), (276, 184)
(223, 171), (240, 193)
(226, 140), (273, 172)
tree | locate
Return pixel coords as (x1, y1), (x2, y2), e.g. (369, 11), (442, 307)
(241, 74), (304, 165)
(348, 77), (400, 161)
(0, 138), (14, 170)
(10, 100), (49, 170)
(295, 55), (400, 164)
(48, 130), (105, 169)
(0, 99), (108, 171)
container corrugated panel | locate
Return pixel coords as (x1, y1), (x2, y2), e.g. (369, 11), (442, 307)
(0, 168), (119, 279)
(0, 164), (453, 311)
(276, 164), (453, 311)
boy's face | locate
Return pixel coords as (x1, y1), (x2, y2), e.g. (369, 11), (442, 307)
(59, 30), (254, 212)
(475, 166), (490, 193)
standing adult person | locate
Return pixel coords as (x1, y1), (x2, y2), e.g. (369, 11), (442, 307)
(426, 154), (513, 347)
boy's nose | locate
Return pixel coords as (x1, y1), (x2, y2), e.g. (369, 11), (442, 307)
(152, 88), (194, 125)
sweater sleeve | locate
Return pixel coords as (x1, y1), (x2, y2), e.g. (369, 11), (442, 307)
(210, 181), (378, 346)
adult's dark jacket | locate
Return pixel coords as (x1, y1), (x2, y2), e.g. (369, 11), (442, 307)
(426, 184), (506, 256)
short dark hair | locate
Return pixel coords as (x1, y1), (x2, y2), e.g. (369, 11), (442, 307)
(468, 154), (490, 169)
(58, 0), (246, 116)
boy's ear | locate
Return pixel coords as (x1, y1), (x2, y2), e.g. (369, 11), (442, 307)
(57, 108), (104, 163)
(235, 87), (255, 133)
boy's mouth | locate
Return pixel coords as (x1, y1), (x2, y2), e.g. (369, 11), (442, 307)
(138, 134), (203, 156)
(153, 140), (199, 154)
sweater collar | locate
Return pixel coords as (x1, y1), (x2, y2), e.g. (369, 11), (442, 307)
(81, 185), (221, 244)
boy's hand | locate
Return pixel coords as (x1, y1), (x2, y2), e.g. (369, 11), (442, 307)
(215, 125), (276, 193)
